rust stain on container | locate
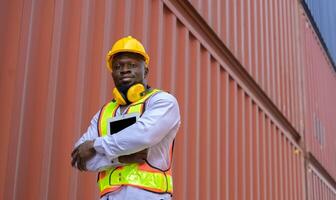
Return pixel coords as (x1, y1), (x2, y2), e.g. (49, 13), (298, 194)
(0, 0), (335, 199)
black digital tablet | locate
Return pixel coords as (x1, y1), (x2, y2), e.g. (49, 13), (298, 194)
(107, 113), (140, 135)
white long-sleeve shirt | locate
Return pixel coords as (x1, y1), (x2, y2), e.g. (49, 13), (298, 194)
(74, 91), (180, 200)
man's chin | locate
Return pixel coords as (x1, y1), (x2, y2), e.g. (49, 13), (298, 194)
(116, 82), (134, 92)
(117, 78), (133, 85)
(120, 81), (134, 87)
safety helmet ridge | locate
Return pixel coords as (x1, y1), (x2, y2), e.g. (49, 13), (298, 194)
(106, 36), (149, 71)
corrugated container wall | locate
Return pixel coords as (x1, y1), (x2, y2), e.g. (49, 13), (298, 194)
(0, 0), (334, 199)
(307, 165), (336, 200)
(187, 0), (305, 135)
(300, 7), (336, 181)
(303, 0), (336, 70)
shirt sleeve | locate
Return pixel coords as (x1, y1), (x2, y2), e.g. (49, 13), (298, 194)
(73, 111), (122, 171)
(93, 92), (181, 159)
(86, 153), (124, 172)
(74, 111), (100, 147)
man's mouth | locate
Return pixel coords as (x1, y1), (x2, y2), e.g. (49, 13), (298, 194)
(121, 77), (132, 82)
(119, 76), (134, 84)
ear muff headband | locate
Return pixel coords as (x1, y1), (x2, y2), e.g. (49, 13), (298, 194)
(113, 87), (127, 105)
(127, 84), (146, 102)
(113, 83), (146, 105)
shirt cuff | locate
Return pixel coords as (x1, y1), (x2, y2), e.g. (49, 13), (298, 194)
(93, 137), (106, 154)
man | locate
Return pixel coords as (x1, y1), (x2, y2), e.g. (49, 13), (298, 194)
(71, 36), (180, 200)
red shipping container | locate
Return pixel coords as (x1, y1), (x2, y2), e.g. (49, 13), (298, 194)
(0, 0), (334, 199)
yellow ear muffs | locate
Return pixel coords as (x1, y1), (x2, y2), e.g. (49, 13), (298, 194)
(127, 83), (146, 103)
(113, 87), (127, 105)
(112, 83), (146, 105)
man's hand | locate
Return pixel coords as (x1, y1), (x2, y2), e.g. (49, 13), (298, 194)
(118, 149), (148, 164)
(71, 140), (96, 171)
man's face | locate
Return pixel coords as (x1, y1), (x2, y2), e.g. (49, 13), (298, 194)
(111, 52), (148, 89)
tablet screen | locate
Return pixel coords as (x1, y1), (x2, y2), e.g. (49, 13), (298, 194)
(108, 116), (137, 135)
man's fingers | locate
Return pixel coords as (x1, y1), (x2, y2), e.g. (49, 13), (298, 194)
(71, 152), (78, 167)
(78, 157), (87, 171)
(77, 156), (86, 171)
(71, 147), (79, 157)
(77, 157), (83, 171)
(71, 157), (76, 167)
(71, 142), (95, 171)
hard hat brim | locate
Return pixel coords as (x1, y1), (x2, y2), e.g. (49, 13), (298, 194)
(106, 49), (149, 72)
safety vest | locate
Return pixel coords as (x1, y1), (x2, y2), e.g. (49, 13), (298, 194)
(97, 89), (173, 197)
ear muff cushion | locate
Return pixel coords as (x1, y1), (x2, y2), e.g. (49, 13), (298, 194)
(113, 87), (127, 105)
(127, 83), (145, 103)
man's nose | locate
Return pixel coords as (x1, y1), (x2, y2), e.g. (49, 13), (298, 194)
(120, 64), (131, 73)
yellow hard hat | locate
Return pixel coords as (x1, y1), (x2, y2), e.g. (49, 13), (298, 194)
(106, 36), (149, 71)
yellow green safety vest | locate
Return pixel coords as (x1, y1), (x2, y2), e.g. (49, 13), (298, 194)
(97, 89), (173, 197)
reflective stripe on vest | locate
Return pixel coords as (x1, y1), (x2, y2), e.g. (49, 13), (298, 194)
(97, 89), (173, 197)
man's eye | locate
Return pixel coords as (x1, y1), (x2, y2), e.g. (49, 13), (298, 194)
(130, 64), (136, 68)
(113, 64), (121, 70)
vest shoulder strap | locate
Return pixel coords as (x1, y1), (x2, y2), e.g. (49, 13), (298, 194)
(130, 89), (161, 106)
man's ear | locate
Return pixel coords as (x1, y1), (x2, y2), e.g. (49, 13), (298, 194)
(144, 66), (149, 78)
